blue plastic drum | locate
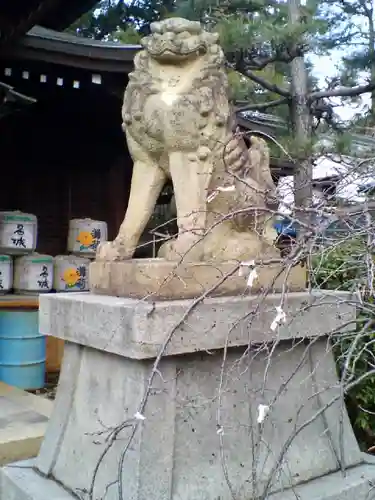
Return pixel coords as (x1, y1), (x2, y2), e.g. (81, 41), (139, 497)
(0, 309), (46, 389)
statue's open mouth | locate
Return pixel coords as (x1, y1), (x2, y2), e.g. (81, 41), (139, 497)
(147, 42), (207, 58)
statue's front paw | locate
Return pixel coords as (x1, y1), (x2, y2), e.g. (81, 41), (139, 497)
(96, 241), (120, 261)
(96, 241), (134, 261)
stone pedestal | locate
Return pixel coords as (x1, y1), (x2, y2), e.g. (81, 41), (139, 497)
(1, 291), (375, 499)
(89, 259), (307, 299)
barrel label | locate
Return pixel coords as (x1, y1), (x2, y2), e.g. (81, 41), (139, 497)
(1, 223), (34, 250)
(75, 228), (101, 252)
(21, 263), (53, 291)
(61, 266), (87, 291)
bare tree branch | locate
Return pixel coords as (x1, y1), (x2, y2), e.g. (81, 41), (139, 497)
(309, 81), (375, 101)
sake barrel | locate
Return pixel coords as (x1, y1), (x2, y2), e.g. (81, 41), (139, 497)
(14, 253), (53, 294)
(0, 211), (37, 255)
(67, 218), (107, 257)
(0, 255), (13, 294)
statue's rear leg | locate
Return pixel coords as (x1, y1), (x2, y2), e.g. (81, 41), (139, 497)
(97, 137), (166, 261)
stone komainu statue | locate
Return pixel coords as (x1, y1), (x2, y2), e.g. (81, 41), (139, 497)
(97, 17), (279, 263)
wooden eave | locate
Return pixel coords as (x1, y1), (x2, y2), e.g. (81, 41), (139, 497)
(0, 27), (141, 73)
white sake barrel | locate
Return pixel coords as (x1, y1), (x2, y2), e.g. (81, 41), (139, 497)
(14, 253), (53, 294)
(67, 218), (108, 257)
(0, 255), (13, 294)
(53, 255), (90, 292)
(0, 211), (37, 255)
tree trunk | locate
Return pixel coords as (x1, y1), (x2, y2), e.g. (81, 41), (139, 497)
(288, 0), (313, 222)
(367, 6), (375, 120)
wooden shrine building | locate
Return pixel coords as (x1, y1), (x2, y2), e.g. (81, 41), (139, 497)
(0, 26), (139, 255)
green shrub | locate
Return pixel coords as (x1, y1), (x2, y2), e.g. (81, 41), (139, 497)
(311, 237), (367, 291)
(312, 237), (375, 450)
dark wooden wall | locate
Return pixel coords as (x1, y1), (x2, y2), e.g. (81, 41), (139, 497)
(0, 85), (132, 256)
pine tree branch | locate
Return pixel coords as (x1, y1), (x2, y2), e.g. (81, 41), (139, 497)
(245, 57), (279, 71)
(309, 81), (375, 101)
(241, 69), (291, 97)
(234, 97), (288, 112)
(244, 53), (297, 71)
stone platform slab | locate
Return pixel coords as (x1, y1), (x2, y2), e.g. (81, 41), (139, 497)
(39, 290), (354, 359)
(0, 383), (53, 466)
(89, 258), (307, 300)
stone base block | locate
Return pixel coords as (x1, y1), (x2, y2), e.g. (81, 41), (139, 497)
(0, 459), (73, 500)
(2, 459), (375, 500)
(270, 459), (375, 499)
(3, 291), (363, 500)
(89, 258), (306, 299)
(27, 339), (363, 499)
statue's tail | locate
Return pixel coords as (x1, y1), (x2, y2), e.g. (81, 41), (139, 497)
(248, 136), (276, 194)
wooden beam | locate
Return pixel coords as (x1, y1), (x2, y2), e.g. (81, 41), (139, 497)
(0, 295), (38, 309)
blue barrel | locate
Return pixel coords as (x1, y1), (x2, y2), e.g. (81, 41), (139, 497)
(274, 218), (298, 237)
(0, 309), (46, 389)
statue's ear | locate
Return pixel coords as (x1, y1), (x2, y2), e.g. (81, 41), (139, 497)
(150, 21), (163, 34)
(140, 34), (152, 49)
